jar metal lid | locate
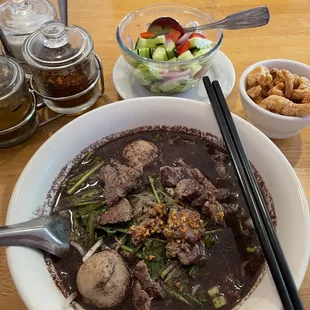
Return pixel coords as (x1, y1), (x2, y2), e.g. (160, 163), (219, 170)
(0, 0), (56, 36)
(22, 21), (94, 70)
(0, 56), (24, 100)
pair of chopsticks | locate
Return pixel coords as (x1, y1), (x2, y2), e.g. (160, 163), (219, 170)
(203, 77), (304, 310)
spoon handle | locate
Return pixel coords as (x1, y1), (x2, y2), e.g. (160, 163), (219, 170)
(0, 218), (46, 248)
(185, 6), (270, 32)
(58, 0), (68, 26)
(0, 217), (70, 258)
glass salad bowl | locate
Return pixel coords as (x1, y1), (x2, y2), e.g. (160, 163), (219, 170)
(116, 4), (223, 94)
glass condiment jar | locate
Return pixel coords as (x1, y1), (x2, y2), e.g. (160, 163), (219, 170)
(0, 0), (56, 71)
(22, 21), (103, 114)
(0, 56), (38, 148)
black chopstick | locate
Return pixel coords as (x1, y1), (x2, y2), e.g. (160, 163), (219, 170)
(203, 76), (304, 310)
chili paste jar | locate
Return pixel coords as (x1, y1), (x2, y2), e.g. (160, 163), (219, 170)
(0, 56), (38, 148)
(23, 21), (103, 114)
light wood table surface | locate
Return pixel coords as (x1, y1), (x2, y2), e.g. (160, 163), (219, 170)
(0, 0), (309, 309)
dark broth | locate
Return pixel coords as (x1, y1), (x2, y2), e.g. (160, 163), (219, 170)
(45, 128), (274, 310)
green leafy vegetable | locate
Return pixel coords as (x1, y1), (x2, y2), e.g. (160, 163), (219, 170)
(67, 161), (104, 195)
(86, 212), (96, 246)
(61, 187), (104, 206)
(208, 286), (220, 298)
(98, 226), (129, 235)
(153, 133), (161, 141)
(163, 284), (205, 307)
(82, 151), (94, 164)
(246, 246), (256, 253)
(148, 176), (161, 203)
(70, 200), (102, 207)
(120, 244), (144, 259)
(143, 238), (167, 279)
(163, 263), (188, 286)
(204, 232), (216, 249)
(77, 201), (106, 216)
(163, 284), (192, 307)
(212, 295), (227, 308)
(71, 212), (81, 241)
(161, 260), (179, 279)
(188, 265), (199, 278)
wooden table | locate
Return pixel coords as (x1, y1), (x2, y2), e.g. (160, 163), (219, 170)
(0, 0), (309, 308)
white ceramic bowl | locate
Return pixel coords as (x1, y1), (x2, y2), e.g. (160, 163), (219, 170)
(6, 97), (310, 310)
(239, 59), (310, 139)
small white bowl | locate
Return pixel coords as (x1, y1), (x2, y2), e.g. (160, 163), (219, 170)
(239, 59), (310, 139)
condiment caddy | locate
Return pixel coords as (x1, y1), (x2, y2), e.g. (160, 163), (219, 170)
(0, 0), (105, 148)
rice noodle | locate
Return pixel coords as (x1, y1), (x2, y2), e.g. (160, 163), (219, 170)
(72, 301), (87, 310)
(70, 242), (86, 256)
(82, 238), (104, 263)
(63, 292), (77, 309)
(192, 284), (200, 296)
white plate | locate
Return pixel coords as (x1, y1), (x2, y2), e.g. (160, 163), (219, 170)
(113, 51), (235, 101)
(6, 97), (310, 310)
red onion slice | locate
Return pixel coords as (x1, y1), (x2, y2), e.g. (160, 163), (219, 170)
(161, 69), (191, 78)
(163, 72), (191, 82)
(177, 33), (191, 45)
(165, 39), (172, 46)
(193, 21), (203, 34)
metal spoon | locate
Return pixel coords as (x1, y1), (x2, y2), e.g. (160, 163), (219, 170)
(58, 0), (68, 26)
(0, 216), (71, 258)
(147, 6), (270, 36)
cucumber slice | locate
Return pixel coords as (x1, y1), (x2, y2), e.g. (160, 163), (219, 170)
(190, 63), (202, 77)
(177, 50), (194, 61)
(168, 57), (177, 62)
(155, 35), (166, 46)
(152, 46), (168, 61)
(133, 65), (162, 86)
(132, 49), (138, 55)
(189, 37), (213, 49)
(137, 48), (152, 58)
(135, 37), (157, 49)
(165, 41), (176, 59)
(193, 48), (211, 58)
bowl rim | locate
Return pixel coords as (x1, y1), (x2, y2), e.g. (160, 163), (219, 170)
(239, 58), (310, 121)
(116, 4), (223, 65)
(5, 97), (310, 309)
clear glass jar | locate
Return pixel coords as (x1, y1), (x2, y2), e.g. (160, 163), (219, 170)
(23, 21), (102, 114)
(0, 0), (56, 71)
(0, 56), (38, 148)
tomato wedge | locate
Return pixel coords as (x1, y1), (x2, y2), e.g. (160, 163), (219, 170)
(189, 33), (206, 39)
(140, 32), (154, 39)
(165, 29), (182, 43)
(176, 40), (191, 55)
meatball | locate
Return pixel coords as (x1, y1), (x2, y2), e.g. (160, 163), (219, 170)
(122, 140), (158, 169)
(77, 251), (130, 308)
